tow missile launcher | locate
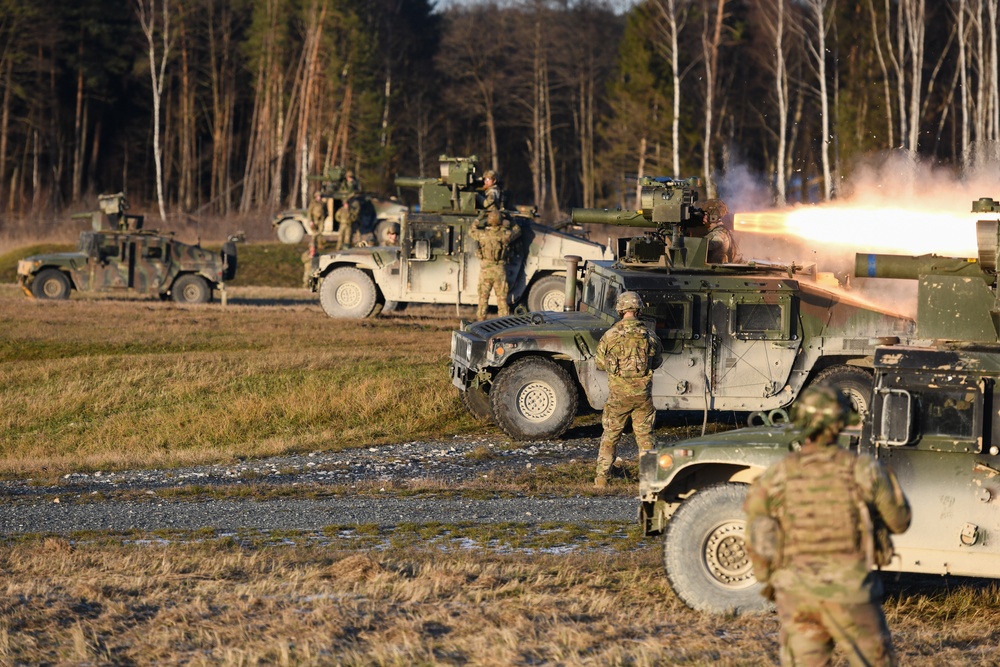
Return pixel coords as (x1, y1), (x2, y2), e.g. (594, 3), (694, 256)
(449, 175), (916, 440)
(855, 198), (1000, 342)
(307, 155), (612, 318)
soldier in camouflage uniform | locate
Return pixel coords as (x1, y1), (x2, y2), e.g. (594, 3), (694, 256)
(594, 291), (663, 488)
(479, 169), (501, 213)
(308, 191), (326, 233)
(469, 210), (520, 320)
(335, 195), (362, 251)
(701, 199), (739, 264)
(744, 384), (912, 667)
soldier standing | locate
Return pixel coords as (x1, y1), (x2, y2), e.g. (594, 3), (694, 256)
(701, 199), (739, 263)
(308, 191), (326, 234)
(301, 232), (326, 288)
(744, 384), (912, 667)
(594, 291), (663, 488)
(479, 169), (502, 213)
(469, 209), (520, 320)
(335, 195), (361, 251)
(343, 169), (361, 194)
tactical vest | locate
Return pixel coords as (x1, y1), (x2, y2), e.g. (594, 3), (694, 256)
(605, 322), (657, 379)
(474, 227), (509, 263)
(781, 447), (862, 562)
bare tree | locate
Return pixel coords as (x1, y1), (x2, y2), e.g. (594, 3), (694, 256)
(649, 0), (691, 178)
(802, 0), (833, 200)
(135, 0), (172, 221)
(699, 0), (727, 198)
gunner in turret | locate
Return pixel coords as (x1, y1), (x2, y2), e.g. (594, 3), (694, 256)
(701, 199), (740, 263)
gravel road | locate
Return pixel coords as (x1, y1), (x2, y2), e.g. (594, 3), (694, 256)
(0, 435), (642, 535)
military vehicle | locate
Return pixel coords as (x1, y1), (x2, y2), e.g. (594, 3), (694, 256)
(449, 176), (915, 440)
(638, 205), (1000, 614)
(308, 155), (613, 318)
(17, 193), (238, 304)
(271, 167), (406, 245)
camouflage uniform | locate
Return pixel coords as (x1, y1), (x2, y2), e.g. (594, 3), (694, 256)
(336, 196), (362, 250)
(744, 385), (911, 667)
(301, 234), (326, 287)
(308, 195), (326, 233)
(701, 199), (738, 263)
(479, 170), (501, 213)
(594, 295), (663, 484)
(469, 212), (520, 320)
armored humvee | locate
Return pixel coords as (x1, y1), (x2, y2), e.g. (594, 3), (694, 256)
(271, 167), (407, 245)
(308, 155), (613, 318)
(17, 193), (237, 304)
(638, 207), (1000, 613)
(449, 177), (915, 440)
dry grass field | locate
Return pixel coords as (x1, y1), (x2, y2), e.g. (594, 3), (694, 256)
(3, 261), (1000, 666)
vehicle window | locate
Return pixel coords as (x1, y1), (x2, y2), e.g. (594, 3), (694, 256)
(411, 224), (453, 254)
(143, 244), (163, 260)
(582, 275), (605, 311)
(645, 295), (695, 339)
(99, 239), (120, 260)
(603, 284), (620, 315)
(917, 387), (977, 439)
(733, 302), (786, 340)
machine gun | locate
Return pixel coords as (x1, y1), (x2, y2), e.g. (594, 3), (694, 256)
(395, 155), (488, 215)
(71, 192), (145, 231)
(574, 176), (776, 273)
(854, 198), (1000, 342)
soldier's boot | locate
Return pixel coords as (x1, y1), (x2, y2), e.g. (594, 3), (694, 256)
(594, 475), (607, 489)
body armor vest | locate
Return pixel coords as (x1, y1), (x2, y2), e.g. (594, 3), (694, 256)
(781, 447), (862, 562)
(605, 321), (656, 379)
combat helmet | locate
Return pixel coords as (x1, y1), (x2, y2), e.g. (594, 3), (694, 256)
(487, 210), (502, 226)
(793, 383), (851, 440)
(614, 291), (645, 314)
(701, 199), (729, 225)
(483, 169), (498, 183)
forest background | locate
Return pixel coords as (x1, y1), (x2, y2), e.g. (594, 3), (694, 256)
(0, 0), (996, 241)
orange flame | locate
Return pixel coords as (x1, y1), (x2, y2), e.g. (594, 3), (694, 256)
(734, 205), (997, 257)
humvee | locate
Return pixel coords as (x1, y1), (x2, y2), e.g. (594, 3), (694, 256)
(17, 193), (237, 304)
(308, 155), (613, 318)
(449, 177), (914, 440)
(271, 167), (406, 245)
(639, 206), (1000, 613)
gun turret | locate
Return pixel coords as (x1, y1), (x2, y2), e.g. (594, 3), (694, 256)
(571, 177), (720, 269)
(854, 202), (1000, 342)
(72, 192), (143, 231)
(395, 155), (485, 214)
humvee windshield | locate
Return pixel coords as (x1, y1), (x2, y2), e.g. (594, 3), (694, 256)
(78, 232), (99, 256)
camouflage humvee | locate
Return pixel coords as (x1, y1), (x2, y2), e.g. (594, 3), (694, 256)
(449, 177), (915, 440)
(17, 193), (237, 304)
(271, 167), (406, 245)
(638, 207), (1000, 613)
(308, 155), (613, 318)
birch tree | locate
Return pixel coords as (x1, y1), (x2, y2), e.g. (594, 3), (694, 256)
(649, 0), (691, 177)
(802, 0), (833, 200)
(135, 0), (171, 221)
(699, 0), (727, 199)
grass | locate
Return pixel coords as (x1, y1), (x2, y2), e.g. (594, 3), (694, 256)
(0, 283), (483, 477)
(1, 530), (998, 666)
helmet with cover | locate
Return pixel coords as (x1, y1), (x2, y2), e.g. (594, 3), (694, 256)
(614, 291), (645, 314)
(793, 383), (851, 440)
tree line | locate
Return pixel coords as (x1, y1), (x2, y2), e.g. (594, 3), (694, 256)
(0, 0), (995, 227)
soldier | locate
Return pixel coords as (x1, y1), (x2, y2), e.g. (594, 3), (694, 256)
(744, 384), (912, 667)
(301, 232), (326, 288)
(343, 169), (361, 194)
(701, 199), (739, 263)
(479, 169), (502, 213)
(384, 224), (400, 246)
(335, 194), (362, 251)
(308, 191), (326, 234)
(469, 209), (521, 320)
(594, 291), (663, 488)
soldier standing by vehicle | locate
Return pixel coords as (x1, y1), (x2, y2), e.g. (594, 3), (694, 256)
(308, 190), (326, 232)
(743, 384), (912, 667)
(343, 169), (361, 194)
(479, 170), (501, 213)
(701, 199), (739, 263)
(336, 194), (361, 251)
(469, 209), (520, 320)
(594, 291), (663, 488)
(301, 232), (326, 288)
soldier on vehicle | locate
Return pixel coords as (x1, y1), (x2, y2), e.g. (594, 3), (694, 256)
(469, 209), (520, 320)
(383, 224), (400, 246)
(343, 169), (361, 194)
(743, 384), (912, 667)
(479, 169), (502, 213)
(594, 291), (663, 488)
(701, 199), (739, 263)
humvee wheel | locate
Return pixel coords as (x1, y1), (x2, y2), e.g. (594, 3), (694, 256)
(662, 483), (768, 614)
(276, 218), (306, 244)
(172, 274), (212, 304)
(319, 267), (378, 318)
(811, 365), (873, 421)
(31, 269), (71, 300)
(490, 357), (578, 440)
(459, 385), (494, 423)
(527, 275), (571, 312)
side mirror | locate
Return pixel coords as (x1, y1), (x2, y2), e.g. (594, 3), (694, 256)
(411, 238), (431, 261)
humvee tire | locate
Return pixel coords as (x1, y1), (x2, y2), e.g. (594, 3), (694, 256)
(527, 275), (572, 312)
(811, 365), (873, 420)
(172, 274), (212, 304)
(277, 218), (306, 244)
(662, 483), (768, 614)
(32, 269), (71, 300)
(320, 267), (378, 318)
(490, 357), (578, 440)
(460, 384), (494, 422)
